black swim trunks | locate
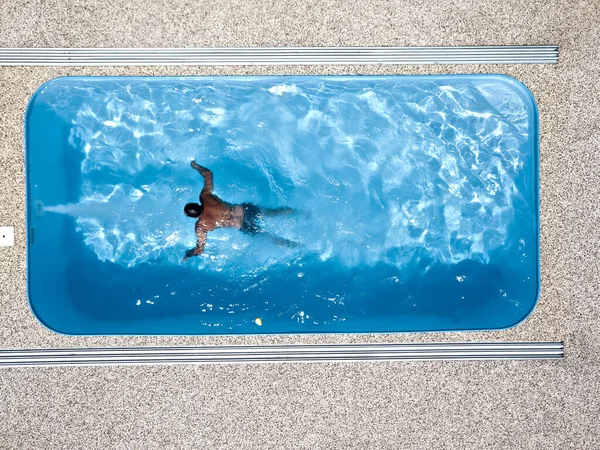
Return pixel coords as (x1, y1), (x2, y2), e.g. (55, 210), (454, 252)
(240, 203), (262, 235)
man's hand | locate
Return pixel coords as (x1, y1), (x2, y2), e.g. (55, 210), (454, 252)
(190, 161), (214, 196)
(183, 230), (206, 262)
(191, 160), (209, 172)
(183, 248), (199, 262)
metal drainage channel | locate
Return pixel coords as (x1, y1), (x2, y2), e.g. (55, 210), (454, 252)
(0, 342), (564, 367)
(0, 46), (558, 66)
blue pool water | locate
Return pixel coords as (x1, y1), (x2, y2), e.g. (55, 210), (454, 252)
(26, 75), (539, 335)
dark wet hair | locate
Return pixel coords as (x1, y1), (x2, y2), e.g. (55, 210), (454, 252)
(184, 202), (203, 218)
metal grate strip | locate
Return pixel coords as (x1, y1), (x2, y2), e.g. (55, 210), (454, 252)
(0, 46), (559, 66)
(0, 342), (564, 367)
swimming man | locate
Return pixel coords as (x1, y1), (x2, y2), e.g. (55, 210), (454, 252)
(183, 161), (296, 261)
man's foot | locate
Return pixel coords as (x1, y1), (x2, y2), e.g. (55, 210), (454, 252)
(272, 236), (299, 248)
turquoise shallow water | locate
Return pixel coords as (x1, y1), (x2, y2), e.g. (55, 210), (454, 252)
(26, 75), (539, 335)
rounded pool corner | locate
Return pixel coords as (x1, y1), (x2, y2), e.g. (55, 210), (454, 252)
(492, 290), (542, 332)
(26, 293), (74, 336)
(25, 76), (72, 123)
(489, 74), (539, 107)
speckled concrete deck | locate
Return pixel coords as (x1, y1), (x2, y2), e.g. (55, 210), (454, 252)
(0, 0), (599, 448)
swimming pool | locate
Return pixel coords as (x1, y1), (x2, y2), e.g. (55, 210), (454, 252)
(25, 75), (539, 335)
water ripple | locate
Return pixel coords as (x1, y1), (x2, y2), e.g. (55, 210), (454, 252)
(40, 76), (532, 271)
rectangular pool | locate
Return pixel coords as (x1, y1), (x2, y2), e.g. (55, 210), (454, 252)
(26, 75), (539, 335)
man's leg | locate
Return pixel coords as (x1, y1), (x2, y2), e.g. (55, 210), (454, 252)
(260, 207), (295, 217)
(240, 204), (298, 247)
(259, 231), (299, 248)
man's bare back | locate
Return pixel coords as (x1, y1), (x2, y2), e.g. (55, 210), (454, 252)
(183, 161), (296, 261)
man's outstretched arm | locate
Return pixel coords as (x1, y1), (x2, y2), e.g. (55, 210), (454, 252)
(183, 227), (207, 262)
(190, 160), (214, 197)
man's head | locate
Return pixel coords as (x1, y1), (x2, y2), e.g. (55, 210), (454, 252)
(184, 202), (203, 218)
